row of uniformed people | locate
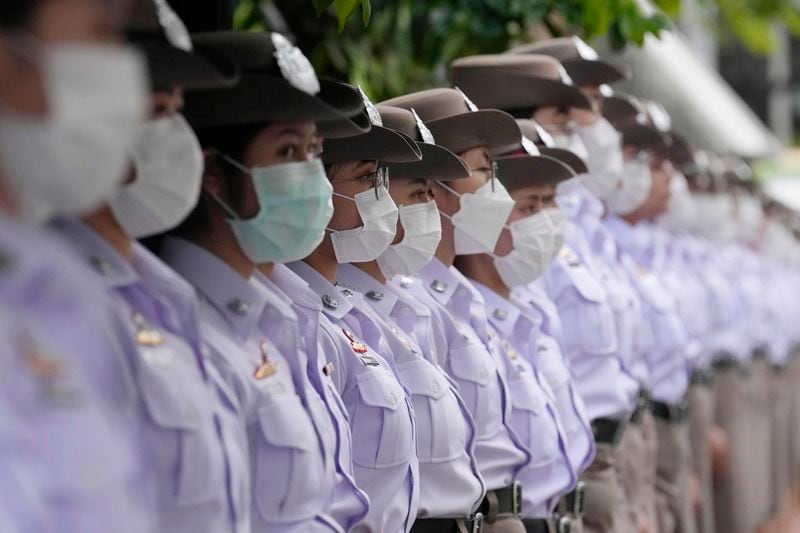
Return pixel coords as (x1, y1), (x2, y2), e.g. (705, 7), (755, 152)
(3, 1), (800, 533)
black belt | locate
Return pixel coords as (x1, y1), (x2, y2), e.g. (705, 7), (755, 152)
(562, 480), (587, 518)
(630, 388), (652, 425)
(712, 357), (750, 376)
(523, 516), (573, 533)
(411, 514), (484, 533)
(651, 400), (689, 423)
(690, 368), (714, 386)
(477, 482), (522, 518)
(591, 417), (626, 446)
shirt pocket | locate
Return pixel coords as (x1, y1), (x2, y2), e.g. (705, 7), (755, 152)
(136, 343), (225, 507)
(397, 359), (467, 463)
(507, 371), (560, 467)
(350, 368), (414, 468)
(558, 268), (617, 357)
(448, 342), (503, 439)
(253, 393), (326, 523)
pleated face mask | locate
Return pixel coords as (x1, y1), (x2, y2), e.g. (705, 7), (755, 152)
(493, 210), (559, 288)
(211, 156), (334, 264)
(439, 174), (516, 255)
(377, 200), (441, 278)
(329, 179), (399, 264)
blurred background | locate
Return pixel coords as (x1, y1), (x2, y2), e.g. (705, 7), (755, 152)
(175, 0), (800, 207)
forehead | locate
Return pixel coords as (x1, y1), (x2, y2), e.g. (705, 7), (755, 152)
(511, 182), (556, 200)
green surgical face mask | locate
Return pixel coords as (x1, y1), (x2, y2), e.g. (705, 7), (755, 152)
(212, 154), (334, 264)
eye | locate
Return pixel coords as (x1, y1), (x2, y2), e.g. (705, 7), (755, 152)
(279, 144), (297, 159)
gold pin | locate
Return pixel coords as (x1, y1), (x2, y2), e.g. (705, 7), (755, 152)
(133, 313), (165, 347)
(342, 329), (368, 354)
(254, 341), (278, 380)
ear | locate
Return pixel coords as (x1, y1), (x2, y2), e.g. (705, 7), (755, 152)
(201, 150), (225, 197)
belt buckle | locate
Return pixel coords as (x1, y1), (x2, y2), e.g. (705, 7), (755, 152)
(471, 512), (484, 533)
(558, 516), (572, 533)
(573, 481), (587, 518)
(512, 481), (522, 518)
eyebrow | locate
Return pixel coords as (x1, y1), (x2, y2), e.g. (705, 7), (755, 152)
(275, 128), (307, 139)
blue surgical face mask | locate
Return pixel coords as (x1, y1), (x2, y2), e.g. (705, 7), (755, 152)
(212, 154), (334, 264)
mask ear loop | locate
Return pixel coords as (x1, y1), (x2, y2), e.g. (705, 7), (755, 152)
(205, 150), (250, 221)
(433, 180), (462, 224)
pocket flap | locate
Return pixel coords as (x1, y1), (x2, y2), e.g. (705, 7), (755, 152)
(448, 343), (493, 386)
(356, 369), (404, 410)
(258, 394), (314, 450)
(397, 359), (450, 399)
(508, 374), (544, 415)
(137, 346), (204, 430)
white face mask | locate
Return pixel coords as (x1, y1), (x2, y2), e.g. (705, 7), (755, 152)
(440, 178), (516, 255)
(737, 196), (763, 243)
(110, 115), (203, 238)
(550, 129), (590, 162)
(657, 172), (695, 232)
(0, 43), (148, 222)
(545, 206), (567, 253)
(330, 184), (399, 263)
(377, 200), (441, 278)
(493, 210), (558, 288)
(604, 159), (653, 215)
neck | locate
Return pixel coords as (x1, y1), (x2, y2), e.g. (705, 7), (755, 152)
(304, 236), (338, 283)
(457, 252), (511, 299)
(621, 213), (640, 225)
(193, 217), (254, 279)
(82, 206), (134, 262)
(434, 232), (456, 267)
(354, 260), (385, 284)
(257, 262), (274, 277)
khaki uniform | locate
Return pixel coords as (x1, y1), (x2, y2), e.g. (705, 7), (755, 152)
(653, 415), (697, 533)
(770, 366), (792, 513)
(748, 356), (773, 526)
(713, 364), (754, 533)
(615, 412), (658, 532)
(686, 380), (715, 533)
(581, 443), (633, 533)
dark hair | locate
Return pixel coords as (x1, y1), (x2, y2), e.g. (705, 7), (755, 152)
(0, 0), (41, 29)
(505, 107), (536, 119)
(169, 122), (266, 240)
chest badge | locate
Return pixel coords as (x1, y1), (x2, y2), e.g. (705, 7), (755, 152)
(502, 340), (519, 360)
(322, 362), (335, 376)
(559, 248), (581, 268)
(133, 313), (165, 347)
(342, 328), (368, 354)
(254, 341), (279, 380)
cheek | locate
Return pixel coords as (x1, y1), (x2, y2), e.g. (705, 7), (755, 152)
(238, 176), (260, 218)
(494, 227), (513, 257)
(329, 195), (362, 231)
(392, 220), (404, 245)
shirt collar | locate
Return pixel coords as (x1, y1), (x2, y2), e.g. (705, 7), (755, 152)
(471, 280), (522, 338)
(604, 214), (637, 251)
(286, 260), (361, 320)
(52, 217), (139, 289)
(267, 263), (322, 311)
(336, 263), (399, 319)
(418, 257), (461, 306)
(160, 236), (270, 341)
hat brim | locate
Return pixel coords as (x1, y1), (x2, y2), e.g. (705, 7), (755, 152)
(540, 147), (588, 175)
(495, 154), (576, 191)
(385, 142), (471, 181)
(322, 125), (422, 164)
(563, 58), (629, 87)
(619, 123), (672, 149)
(427, 109), (521, 156)
(601, 96), (639, 125)
(654, 132), (693, 167)
(317, 109), (372, 139)
(141, 42), (240, 90)
(185, 75), (367, 134)
(455, 73), (592, 112)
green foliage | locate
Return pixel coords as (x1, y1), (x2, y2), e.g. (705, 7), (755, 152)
(232, 0), (797, 100)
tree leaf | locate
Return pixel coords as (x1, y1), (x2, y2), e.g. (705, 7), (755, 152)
(334, 0), (359, 32)
(362, 0), (372, 25)
(313, 0), (335, 17)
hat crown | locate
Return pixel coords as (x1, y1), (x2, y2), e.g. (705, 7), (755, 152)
(376, 105), (416, 139)
(452, 54), (571, 84)
(127, 0), (191, 51)
(191, 31), (320, 95)
(380, 88), (473, 123)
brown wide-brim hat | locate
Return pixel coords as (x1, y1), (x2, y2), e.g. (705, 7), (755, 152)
(514, 119), (588, 174)
(376, 105), (470, 180)
(183, 32), (367, 137)
(495, 154), (576, 191)
(126, 0), (240, 90)
(381, 89), (522, 155)
(451, 54), (592, 112)
(322, 125), (421, 164)
(507, 40), (628, 87)
(654, 132), (693, 168)
(137, 40), (240, 90)
(619, 123), (672, 150)
(386, 142), (471, 180)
